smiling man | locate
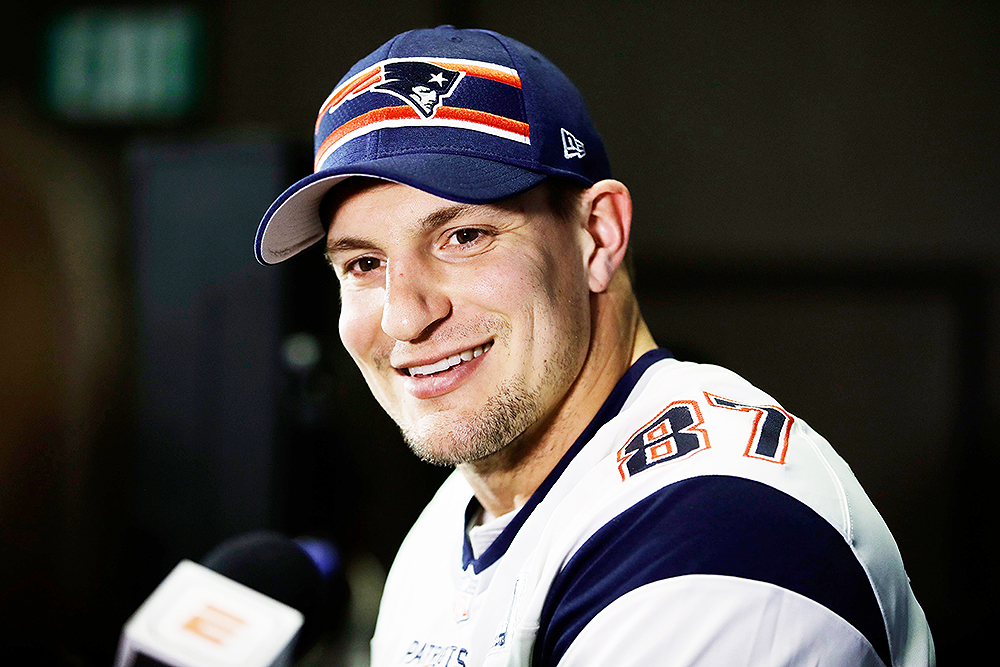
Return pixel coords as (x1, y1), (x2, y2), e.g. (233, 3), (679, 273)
(256, 26), (933, 667)
(324, 177), (648, 515)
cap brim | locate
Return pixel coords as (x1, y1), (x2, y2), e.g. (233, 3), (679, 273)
(255, 153), (547, 265)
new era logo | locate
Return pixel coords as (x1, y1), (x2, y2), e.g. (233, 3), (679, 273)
(561, 128), (586, 159)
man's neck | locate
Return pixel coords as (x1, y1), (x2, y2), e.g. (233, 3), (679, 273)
(458, 277), (657, 518)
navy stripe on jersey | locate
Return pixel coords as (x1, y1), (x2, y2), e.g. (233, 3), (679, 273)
(462, 349), (674, 573)
(533, 475), (891, 667)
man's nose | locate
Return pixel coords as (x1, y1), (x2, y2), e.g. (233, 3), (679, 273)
(381, 257), (451, 341)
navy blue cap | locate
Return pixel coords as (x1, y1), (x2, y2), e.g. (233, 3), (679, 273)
(255, 26), (611, 265)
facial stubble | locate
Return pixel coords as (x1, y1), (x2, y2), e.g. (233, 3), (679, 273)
(400, 342), (582, 468)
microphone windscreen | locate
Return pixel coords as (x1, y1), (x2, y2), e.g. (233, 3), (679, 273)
(201, 530), (345, 656)
(202, 530), (322, 615)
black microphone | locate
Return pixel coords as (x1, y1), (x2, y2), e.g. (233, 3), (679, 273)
(115, 531), (346, 667)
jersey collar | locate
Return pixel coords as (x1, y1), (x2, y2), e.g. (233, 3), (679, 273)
(462, 348), (674, 573)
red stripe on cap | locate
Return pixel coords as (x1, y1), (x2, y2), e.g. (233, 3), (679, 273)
(434, 107), (529, 138)
(315, 67), (383, 134)
(315, 105), (530, 171)
(314, 106), (421, 169)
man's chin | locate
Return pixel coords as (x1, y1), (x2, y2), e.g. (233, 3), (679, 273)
(401, 424), (509, 468)
(399, 382), (541, 468)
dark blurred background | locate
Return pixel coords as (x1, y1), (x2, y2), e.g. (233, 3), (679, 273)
(1, 1), (996, 665)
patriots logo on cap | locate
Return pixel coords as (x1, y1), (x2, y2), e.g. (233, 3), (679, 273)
(370, 61), (464, 118)
(313, 57), (531, 172)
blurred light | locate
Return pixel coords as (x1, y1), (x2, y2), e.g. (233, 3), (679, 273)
(282, 332), (321, 371)
(294, 537), (342, 581)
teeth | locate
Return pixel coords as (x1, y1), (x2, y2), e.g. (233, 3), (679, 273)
(408, 342), (492, 376)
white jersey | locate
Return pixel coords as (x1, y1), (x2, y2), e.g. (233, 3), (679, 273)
(370, 350), (935, 667)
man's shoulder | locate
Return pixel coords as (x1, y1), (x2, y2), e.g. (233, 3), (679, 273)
(629, 356), (780, 409)
(528, 356), (930, 667)
(599, 357), (840, 496)
(535, 472), (895, 666)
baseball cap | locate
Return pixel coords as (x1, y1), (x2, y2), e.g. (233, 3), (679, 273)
(255, 25), (611, 265)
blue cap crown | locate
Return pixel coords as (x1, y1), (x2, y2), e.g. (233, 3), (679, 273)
(256, 26), (610, 265)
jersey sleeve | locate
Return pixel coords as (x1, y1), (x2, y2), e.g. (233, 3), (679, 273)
(554, 575), (886, 667)
(532, 474), (893, 667)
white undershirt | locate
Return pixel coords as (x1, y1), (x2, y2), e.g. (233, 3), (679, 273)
(467, 507), (518, 560)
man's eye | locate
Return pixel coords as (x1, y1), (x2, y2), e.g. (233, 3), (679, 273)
(350, 257), (382, 273)
(451, 228), (484, 245)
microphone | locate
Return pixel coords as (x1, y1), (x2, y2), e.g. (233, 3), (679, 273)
(115, 531), (344, 667)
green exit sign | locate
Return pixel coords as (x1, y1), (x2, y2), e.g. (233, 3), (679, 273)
(43, 7), (206, 124)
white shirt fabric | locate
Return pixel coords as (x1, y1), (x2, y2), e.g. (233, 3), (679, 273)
(370, 350), (935, 667)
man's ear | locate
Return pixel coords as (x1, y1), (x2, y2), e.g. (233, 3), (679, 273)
(580, 179), (632, 293)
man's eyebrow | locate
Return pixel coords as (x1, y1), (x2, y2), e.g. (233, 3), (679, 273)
(325, 203), (478, 256)
(418, 203), (476, 233)
(326, 235), (379, 255)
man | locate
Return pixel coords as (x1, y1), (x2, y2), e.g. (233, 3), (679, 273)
(256, 26), (934, 667)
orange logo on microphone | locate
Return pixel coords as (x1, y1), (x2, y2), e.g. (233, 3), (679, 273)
(182, 604), (246, 645)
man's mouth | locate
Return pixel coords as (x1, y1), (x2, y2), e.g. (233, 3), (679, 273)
(405, 342), (493, 377)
